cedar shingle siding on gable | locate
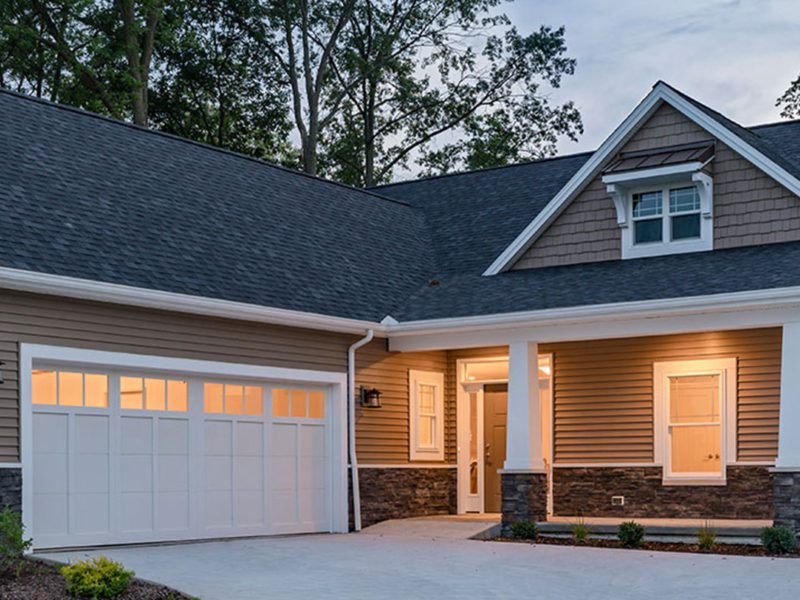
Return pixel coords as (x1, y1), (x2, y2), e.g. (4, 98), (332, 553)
(512, 103), (800, 270)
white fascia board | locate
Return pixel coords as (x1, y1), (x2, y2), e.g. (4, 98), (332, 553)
(600, 161), (704, 185)
(0, 266), (385, 335)
(483, 82), (800, 276)
(387, 286), (800, 351)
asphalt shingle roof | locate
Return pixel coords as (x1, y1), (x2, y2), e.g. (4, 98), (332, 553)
(3, 85), (800, 325)
(0, 90), (434, 322)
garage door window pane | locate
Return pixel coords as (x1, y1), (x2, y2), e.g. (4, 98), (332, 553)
(120, 377), (144, 409)
(145, 378), (166, 411)
(308, 391), (325, 419)
(204, 383), (224, 413)
(59, 372), (84, 407)
(290, 390), (307, 418)
(244, 386), (263, 416)
(85, 374), (108, 408)
(32, 370), (57, 405)
(272, 389), (289, 417)
(167, 380), (188, 412)
(225, 385), (244, 414)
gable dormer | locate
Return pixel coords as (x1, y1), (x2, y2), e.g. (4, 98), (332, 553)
(485, 84), (800, 273)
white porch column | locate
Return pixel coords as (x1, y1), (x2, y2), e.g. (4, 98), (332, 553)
(503, 341), (545, 472)
(777, 322), (800, 469)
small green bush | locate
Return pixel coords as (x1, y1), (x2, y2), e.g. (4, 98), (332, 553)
(761, 526), (798, 555)
(570, 519), (591, 544)
(697, 523), (716, 551)
(0, 508), (32, 577)
(61, 556), (134, 598)
(618, 521), (645, 548)
(510, 520), (539, 540)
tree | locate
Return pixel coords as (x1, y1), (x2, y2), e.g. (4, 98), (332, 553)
(1, 0), (170, 125)
(322, 1), (582, 186)
(777, 74), (800, 119)
(261, 0), (357, 176)
(149, 0), (294, 163)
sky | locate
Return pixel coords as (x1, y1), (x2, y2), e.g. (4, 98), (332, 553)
(505, 0), (800, 155)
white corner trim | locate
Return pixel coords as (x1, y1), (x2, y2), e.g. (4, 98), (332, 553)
(0, 463), (22, 469)
(483, 81), (800, 276)
(0, 266), (384, 335)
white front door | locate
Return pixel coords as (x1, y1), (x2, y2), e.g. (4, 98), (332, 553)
(29, 357), (335, 549)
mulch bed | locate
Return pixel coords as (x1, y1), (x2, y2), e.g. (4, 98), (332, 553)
(495, 535), (800, 558)
(0, 559), (193, 600)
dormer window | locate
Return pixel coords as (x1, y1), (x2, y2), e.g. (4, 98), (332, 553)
(603, 141), (714, 259)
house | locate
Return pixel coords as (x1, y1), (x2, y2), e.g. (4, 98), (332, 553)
(1, 81), (800, 550)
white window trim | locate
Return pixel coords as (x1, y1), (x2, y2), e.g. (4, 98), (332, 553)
(409, 369), (445, 462)
(606, 171), (713, 259)
(653, 357), (737, 486)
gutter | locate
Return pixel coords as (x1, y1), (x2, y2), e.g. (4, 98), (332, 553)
(347, 329), (374, 531)
(0, 267), (383, 335)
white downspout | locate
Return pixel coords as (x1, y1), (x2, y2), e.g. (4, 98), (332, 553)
(348, 329), (374, 531)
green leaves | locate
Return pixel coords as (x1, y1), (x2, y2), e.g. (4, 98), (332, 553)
(777, 74), (800, 119)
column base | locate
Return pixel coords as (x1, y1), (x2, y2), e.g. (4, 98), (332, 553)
(501, 471), (547, 536)
(773, 469), (800, 532)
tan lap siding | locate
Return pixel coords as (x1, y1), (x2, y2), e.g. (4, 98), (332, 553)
(0, 290), (353, 463)
(356, 339), (449, 464)
(548, 328), (781, 464)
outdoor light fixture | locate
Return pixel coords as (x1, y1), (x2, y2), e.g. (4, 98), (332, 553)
(359, 386), (382, 408)
(0, 361), (4, 385)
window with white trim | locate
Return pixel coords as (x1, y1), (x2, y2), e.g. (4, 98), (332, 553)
(654, 358), (737, 486)
(409, 370), (445, 461)
(631, 185), (704, 247)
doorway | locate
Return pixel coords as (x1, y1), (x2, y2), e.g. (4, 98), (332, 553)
(456, 355), (552, 515)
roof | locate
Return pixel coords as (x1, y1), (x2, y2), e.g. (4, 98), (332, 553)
(2, 83), (800, 327)
(0, 89), (434, 322)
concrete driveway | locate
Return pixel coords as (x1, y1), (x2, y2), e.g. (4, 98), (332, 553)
(42, 521), (800, 600)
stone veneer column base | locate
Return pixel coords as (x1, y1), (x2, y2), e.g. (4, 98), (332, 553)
(501, 471), (547, 535)
(773, 470), (800, 532)
(0, 467), (21, 513)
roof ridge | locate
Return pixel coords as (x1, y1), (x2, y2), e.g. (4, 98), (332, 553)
(748, 117), (800, 130)
(0, 87), (412, 208)
(371, 150), (594, 190)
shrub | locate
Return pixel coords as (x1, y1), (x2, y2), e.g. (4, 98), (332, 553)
(570, 519), (591, 544)
(0, 508), (32, 577)
(761, 526), (798, 555)
(617, 521), (645, 548)
(61, 556), (134, 599)
(697, 523), (716, 551)
(510, 520), (539, 540)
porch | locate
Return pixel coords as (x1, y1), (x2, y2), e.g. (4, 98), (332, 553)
(400, 323), (800, 533)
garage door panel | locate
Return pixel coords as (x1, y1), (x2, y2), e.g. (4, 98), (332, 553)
(157, 455), (189, 491)
(156, 492), (190, 531)
(121, 454), (153, 493)
(236, 455), (263, 490)
(236, 421), (263, 456)
(299, 425), (325, 457)
(121, 492), (153, 532)
(204, 455), (232, 490)
(34, 453), (67, 493)
(205, 420), (232, 455)
(74, 415), (109, 453)
(33, 412), (68, 453)
(205, 490), (233, 528)
(71, 492), (110, 534)
(237, 491), (264, 527)
(121, 417), (153, 454)
(73, 453), (110, 493)
(34, 493), (68, 536)
(271, 423), (297, 456)
(158, 419), (189, 454)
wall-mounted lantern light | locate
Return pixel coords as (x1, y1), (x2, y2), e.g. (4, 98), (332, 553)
(359, 386), (382, 408)
(0, 361), (4, 385)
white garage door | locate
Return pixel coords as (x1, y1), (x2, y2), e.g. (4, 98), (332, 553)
(30, 364), (333, 549)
